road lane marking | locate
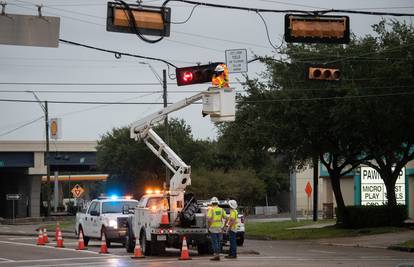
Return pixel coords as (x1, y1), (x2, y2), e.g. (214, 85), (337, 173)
(0, 240), (112, 255)
(0, 256), (130, 264)
(8, 237), (36, 240)
(0, 258), (14, 262)
(308, 249), (337, 254)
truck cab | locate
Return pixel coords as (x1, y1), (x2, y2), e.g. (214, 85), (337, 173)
(75, 196), (138, 247)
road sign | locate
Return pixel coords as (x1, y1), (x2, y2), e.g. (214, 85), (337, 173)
(6, 194), (22, 200)
(225, 49), (248, 73)
(305, 181), (312, 198)
(71, 184), (84, 198)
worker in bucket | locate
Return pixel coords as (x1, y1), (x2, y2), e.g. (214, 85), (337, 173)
(211, 64), (229, 88)
(225, 199), (238, 259)
(207, 197), (227, 261)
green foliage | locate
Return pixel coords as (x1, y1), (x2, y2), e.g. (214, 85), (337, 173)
(336, 205), (408, 228)
(188, 168), (266, 207)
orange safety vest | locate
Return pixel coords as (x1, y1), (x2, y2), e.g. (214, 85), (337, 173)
(212, 74), (229, 88)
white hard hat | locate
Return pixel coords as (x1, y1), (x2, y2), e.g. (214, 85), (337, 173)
(210, 197), (219, 204)
(214, 64), (225, 73)
(228, 200), (238, 209)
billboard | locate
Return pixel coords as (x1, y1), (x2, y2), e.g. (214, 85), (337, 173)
(360, 166), (405, 206)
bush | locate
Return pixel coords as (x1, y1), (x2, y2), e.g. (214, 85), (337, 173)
(336, 205), (407, 228)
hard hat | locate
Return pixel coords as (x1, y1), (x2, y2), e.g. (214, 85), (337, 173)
(210, 197), (219, 204)
(228, 200), (238, 209)
(214, 64), (225, 73)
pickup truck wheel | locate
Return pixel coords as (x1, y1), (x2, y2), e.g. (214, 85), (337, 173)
(101, 228), (111, 248)
(125, 225), (135, 253)
(140, 232), (152, 256)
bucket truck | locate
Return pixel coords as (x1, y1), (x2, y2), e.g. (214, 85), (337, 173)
(124, 87), (235, 255)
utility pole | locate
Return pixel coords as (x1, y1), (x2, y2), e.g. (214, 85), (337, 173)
(163, 69), (170, 186)
(290, 169), (297, 222)
(30, 92), (51, 217)
(313, 155), (318, 221)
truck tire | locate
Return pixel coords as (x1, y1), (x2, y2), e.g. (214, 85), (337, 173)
(101, 228), (111, 248)
(197, 241), (213, 255)
(125, 225), (135, 253)
(78, 226), (89, 246)
(140, 231), (152, 256)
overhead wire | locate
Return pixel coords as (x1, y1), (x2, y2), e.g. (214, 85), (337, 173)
(0, 116), (44, 137)
(172, 3), (199, 24)
(256, 11), (284, 51)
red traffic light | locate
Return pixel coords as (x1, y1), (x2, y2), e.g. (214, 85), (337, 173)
(308, 67), (340, 81)
(176, 62), (222, 86)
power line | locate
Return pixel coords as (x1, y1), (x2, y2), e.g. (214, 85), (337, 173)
(0, 116), (44, 137)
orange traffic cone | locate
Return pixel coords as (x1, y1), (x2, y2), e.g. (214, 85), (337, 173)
(37, 229), (45, 245)
(76, 230), (86, 250)
(56, 229), (64, 248)
(99, 234), (108, 254)
(55, 222), (60, 241)
(43, 228), (49, 243)
(161, 210), (169, 225)
(131, 239), (145, 259)
(179, 236), (191, 260)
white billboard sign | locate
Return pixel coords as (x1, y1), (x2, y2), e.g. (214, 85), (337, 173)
(360, 166), (405, 206)
(225, 49), (248, 73)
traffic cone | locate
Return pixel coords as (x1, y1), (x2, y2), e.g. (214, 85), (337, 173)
(131, 239), (145, 259)
(43, 228), (49, 243)
(55, 222), (60, 241)
(76, 230), (86, 250)
(160, 210), (169, 225)
(36, 229), (45, 245)
(56, 229), (64, 248)
(99, 234), (108, 254)
(179, 236), (191, 260)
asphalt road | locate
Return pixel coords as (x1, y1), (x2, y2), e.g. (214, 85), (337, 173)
(0, 235), (413, 267)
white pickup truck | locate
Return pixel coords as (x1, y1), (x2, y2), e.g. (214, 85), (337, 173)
(75, 196), (138, 247)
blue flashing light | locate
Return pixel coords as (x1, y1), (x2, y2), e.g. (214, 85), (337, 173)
(110, 194), (118, 200)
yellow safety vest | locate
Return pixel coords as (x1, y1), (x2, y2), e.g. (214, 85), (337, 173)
(208, 206), (225, 228)
(229, 209), (238, 231)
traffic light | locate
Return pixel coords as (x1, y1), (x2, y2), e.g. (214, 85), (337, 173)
(285, 14), (350, 44)
(308, 67), (341, 81)
(176, 62), (222, 86)
(106, 2), (171, 37)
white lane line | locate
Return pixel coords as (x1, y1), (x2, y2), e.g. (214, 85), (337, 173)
(0, 240), (112, 255)
(8, 237), (36, 241)
(308, 249), (337, 254)
(17, 258), (180, 267)
(0, 258), (14, 262)
(0, 256), (130, 264)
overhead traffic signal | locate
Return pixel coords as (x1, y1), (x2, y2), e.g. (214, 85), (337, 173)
(308, 67), (341, 81)
(176, 62), (222, 86)
(285, 14), (350, 44)
(106, 2), (171, 37)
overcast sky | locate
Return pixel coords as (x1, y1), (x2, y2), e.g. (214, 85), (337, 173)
(0, 0), (413, 142)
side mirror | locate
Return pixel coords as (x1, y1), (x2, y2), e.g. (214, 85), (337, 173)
(90, 210), (100, 216)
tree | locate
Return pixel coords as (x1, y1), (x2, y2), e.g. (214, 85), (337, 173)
(223, 20), (414, 211)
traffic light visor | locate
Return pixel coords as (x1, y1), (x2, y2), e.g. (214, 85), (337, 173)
(176, 63), (223, 86)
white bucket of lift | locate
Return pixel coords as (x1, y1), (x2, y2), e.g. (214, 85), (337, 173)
(202, 87), (235, 122)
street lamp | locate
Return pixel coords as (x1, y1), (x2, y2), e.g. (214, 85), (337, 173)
(27, 91), (51, 217)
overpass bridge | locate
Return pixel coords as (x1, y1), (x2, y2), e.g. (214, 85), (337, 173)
(0, 141), (105, 219)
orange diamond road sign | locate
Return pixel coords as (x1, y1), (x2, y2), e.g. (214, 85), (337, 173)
(71, 184), (84, 198)
(305, 181), (312, 198)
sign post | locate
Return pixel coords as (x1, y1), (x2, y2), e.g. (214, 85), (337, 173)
(305, 181), (312, 218)
(6, 194), (22, 222)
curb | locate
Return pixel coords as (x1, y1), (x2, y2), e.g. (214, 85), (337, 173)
(0, 231), (77, 239)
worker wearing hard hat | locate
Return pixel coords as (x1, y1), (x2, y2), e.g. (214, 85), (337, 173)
(211, 64), (229, 88)
(225, 200), (238, 259)
(207, 197), (227, 261)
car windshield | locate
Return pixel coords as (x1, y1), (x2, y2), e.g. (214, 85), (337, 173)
(102, 201), (138, 214)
